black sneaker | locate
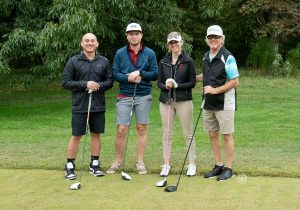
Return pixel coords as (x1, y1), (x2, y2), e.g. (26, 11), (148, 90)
(89, 160), (105, 177)
(203, 165), (224, 178)
(65, 162), (76, 180)
(217, 167), (233, 181)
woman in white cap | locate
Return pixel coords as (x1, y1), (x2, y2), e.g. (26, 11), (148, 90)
(157, 32), (197, 177)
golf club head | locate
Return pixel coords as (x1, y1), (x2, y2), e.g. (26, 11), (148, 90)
(164, 185), (177, 192)
(121, 171), (131, 180)
(155, 178), (167, 187)
(93, 171), (105, 177)
(69, 182), (81, 190)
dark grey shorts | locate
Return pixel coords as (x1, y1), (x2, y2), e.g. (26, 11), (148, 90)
(72, 112), (105, 136)
(116, 95), (152, 125)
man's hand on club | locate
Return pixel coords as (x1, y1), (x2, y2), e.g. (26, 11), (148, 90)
(131, 70), (140, 78)
(133, 75), (141, 83)
(87, 81), (100, 92)
(128, 70), (141, 83)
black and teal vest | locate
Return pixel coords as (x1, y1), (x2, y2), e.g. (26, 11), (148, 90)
(202, 46), (237, 111)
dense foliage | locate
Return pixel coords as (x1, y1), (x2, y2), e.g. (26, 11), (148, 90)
(0, 0), (299, 87)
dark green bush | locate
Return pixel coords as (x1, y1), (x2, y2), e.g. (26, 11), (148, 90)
(247, 38), (275, 72)
(286, 43), (300, 76)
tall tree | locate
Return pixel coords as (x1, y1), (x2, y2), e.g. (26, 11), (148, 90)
(0, 0), (52, 74)
(0, 0), (185, 83)
(240, 0), (300, 68)
(176, 0), (254, 66)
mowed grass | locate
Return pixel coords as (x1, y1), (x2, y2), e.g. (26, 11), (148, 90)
(0, 75), (300, 209)
(0, 76), (300, 177)
(1, 169), (300, 210)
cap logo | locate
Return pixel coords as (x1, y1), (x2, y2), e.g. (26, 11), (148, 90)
(209, 29), (219, 32)
(206, 25), (224, 38)
(126, 23), (142, 32)
(167, 32), (182, 43)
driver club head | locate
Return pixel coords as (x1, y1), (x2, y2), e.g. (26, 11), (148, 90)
(69, 182), (81, 190)
(164, 185), (177, 192)
(121, 171), (131, 180)
(155, 178), (167, 187)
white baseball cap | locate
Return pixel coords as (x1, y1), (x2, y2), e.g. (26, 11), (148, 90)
(126, 23), (142, 33)
(206, 25), (224, 37)
(167, 32), (182, 43)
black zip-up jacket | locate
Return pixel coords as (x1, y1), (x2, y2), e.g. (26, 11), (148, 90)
(157, 51), (196, 103)
(62, 52), (113, 113)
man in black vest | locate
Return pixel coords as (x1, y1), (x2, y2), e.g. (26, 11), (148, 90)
(197, 25), (239, 181)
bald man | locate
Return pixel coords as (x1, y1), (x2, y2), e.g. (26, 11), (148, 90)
(62, 33), (113, 180)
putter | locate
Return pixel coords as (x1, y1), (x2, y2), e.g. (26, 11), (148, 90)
(164, 97), (204, 192)
(121, 84), (137, 181)
(156, 89), (172, 187)
(69, 90), (92, 190)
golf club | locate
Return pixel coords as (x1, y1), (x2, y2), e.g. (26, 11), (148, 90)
(69, 90), (92, 190)
(156, 89), (171, 187)
(121, 84), (137, 181)
(156, 178), (167, 187)
(164, 97), (204, 192)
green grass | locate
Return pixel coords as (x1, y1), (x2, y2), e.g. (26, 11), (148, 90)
(1, 169), (300, 210)
(0, 76), (300, 209)
(0, 76), (300, 178)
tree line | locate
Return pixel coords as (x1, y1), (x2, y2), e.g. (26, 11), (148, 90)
(0, 0), (299, 88)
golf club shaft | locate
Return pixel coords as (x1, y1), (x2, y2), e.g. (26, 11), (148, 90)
(79, 91), (92, 183)
(175, 98), (204, 188)
(122, 83), (137, 171)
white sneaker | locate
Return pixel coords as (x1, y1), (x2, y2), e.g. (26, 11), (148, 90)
(160, 164), (171, 177)
(186, 164), (196, 176)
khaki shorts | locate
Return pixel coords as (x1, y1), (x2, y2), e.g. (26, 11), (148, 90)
(203, 109), (235, 134)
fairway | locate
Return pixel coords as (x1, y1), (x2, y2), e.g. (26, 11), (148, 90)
(1, 76), (300, 209)
(1, 169), (299, 210)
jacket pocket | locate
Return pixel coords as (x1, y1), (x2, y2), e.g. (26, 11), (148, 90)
(72, 92), (85, 107)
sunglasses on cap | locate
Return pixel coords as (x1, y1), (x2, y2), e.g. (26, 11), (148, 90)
(168, 41), (179, 45)
(207, 35), (222, 39)
(168, 33), (181, 39)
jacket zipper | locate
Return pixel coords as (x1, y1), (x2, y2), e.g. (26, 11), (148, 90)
(173, 64), (177, 101)
(173, 61), (185, 102)
(161, 61), (173, 102)
(161, 61), (182, 102)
